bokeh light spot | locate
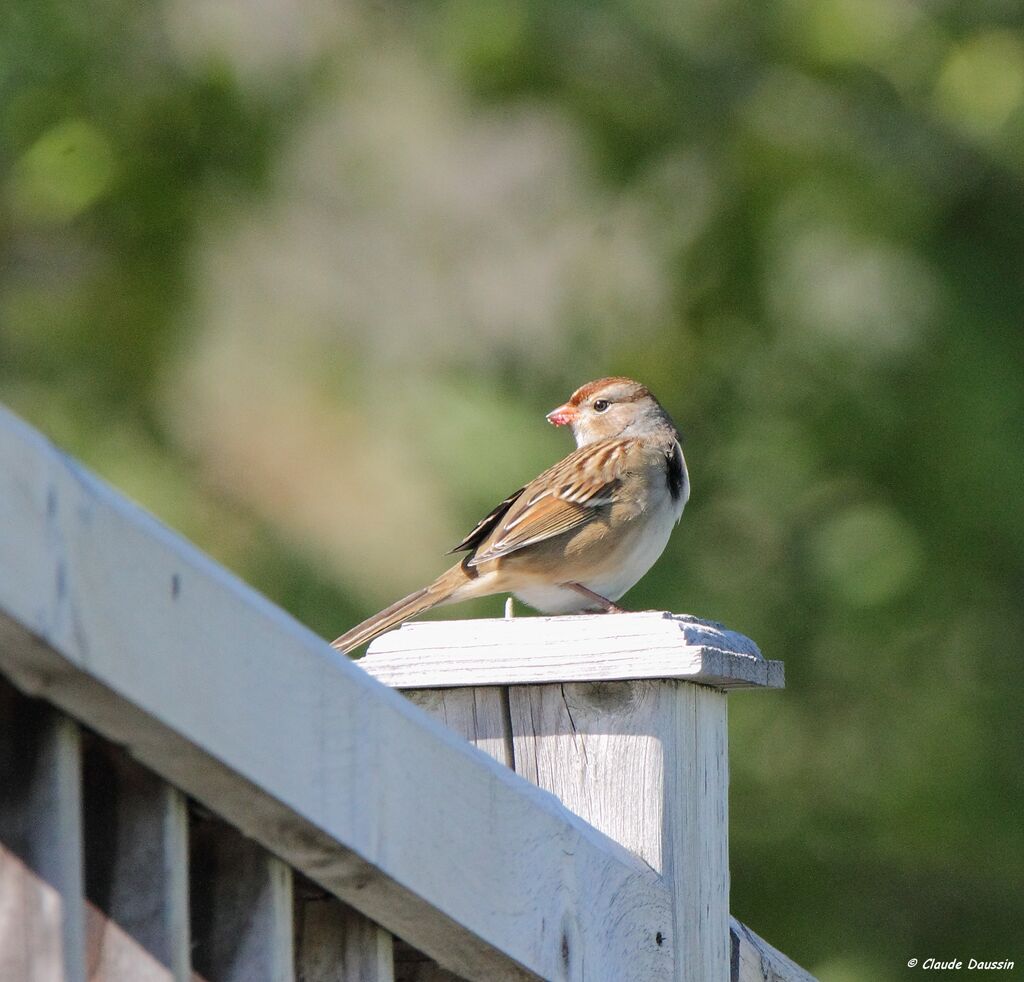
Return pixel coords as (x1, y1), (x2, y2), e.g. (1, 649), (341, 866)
(934, 31), (1024, 141)
(767, 200), (938, 362)
(8, 118), (117, 223)
(804, 0), (921, 66)
(811, 502), (923, 607)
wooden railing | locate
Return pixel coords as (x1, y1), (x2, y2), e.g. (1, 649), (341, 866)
(0, 404), (815, 982)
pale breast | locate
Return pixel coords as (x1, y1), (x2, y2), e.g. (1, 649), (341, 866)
(512, 582), (595, 615)
(584, 499), (679, 600)
(513, 461), (686, 613)
(581, 444), (687, 598)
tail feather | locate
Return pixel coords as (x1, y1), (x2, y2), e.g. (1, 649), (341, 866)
(331, 562), (470, 654)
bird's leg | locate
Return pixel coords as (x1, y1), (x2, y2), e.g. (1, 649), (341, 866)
(564, 582), (626, 613)
(505, 596), (515, 619)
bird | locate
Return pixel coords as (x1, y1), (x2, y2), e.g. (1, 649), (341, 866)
(331, 377), (689, 653)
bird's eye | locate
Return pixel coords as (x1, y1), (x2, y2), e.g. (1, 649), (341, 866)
(593, 399), (610, 413)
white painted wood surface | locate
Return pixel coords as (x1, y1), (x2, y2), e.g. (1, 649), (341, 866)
(516, 681), (731, 980)
(82, 740), (190, 982)
(398, 685), (819, 982)
(362, 614), (783, 690)
(405, 688), (513, 767)
(671, 685), (729, 982)
(190, 818), (295, 982)
(731, 919), (817, 982)
(0, 404), (673, 982)
(408, 680), (730, 982)
(0, 680), (86, 982)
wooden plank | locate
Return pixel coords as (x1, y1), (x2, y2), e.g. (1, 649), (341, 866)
(506, 679), (730, 982)
(295, 881), (394, 982)
(0, 404), (672, 982)
(82, 737), (190, 981)
(404, 688), (513, 767)
(730, 918), (818, 982)
(506, 680), (666, 867)
(671, 685), (730, 982)
(190, 815), (295, 982)
(0, 678), (86, 982)
(407, 689), (815, 982)
(360, 614), (783, 690)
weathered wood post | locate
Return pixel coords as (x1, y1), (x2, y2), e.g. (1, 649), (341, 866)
(360, 611), (784, 982)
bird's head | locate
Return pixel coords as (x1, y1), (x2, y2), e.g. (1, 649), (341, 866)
(546, 376), (676, 446)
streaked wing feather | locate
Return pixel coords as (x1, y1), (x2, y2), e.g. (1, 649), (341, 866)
(468, 496), (595, 564)
(467, 439), (630, 565)
(447, 486), (527, 554)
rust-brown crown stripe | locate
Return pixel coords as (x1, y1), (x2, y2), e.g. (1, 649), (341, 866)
(568, 377), (650, 406)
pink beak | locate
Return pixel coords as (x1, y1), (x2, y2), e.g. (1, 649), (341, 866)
(546, 403), (577, 426)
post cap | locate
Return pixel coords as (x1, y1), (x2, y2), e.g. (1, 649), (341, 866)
(358, 611), (784, 691)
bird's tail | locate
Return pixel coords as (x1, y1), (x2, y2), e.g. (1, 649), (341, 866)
(331, 561), (472, 654)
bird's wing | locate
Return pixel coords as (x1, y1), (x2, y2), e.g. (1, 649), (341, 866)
(447, 486), (526, 554)
(467, 439), (631, 565)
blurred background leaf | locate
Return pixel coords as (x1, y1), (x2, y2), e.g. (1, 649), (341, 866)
(2, 0), (1022, 976)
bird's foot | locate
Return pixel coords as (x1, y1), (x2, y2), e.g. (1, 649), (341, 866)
(564, 582), (626, 614)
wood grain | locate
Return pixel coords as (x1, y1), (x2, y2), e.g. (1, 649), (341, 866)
(504, 680), (729, 982)
(294, 876), (395, 982)
(82, 739), (190, 981)
(407, 679), (732, 982)
(404, 688), (513, 767)
(361, 613), (783, 690)
(0, 679), (86, 982)
(731, 919), (818, 982)
(190, 816), (295, 982)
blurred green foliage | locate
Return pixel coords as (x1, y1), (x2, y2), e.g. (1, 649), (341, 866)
(2, 0), (1023, 977)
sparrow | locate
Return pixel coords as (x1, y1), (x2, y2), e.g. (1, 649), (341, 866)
(332, 377), (689, 653)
